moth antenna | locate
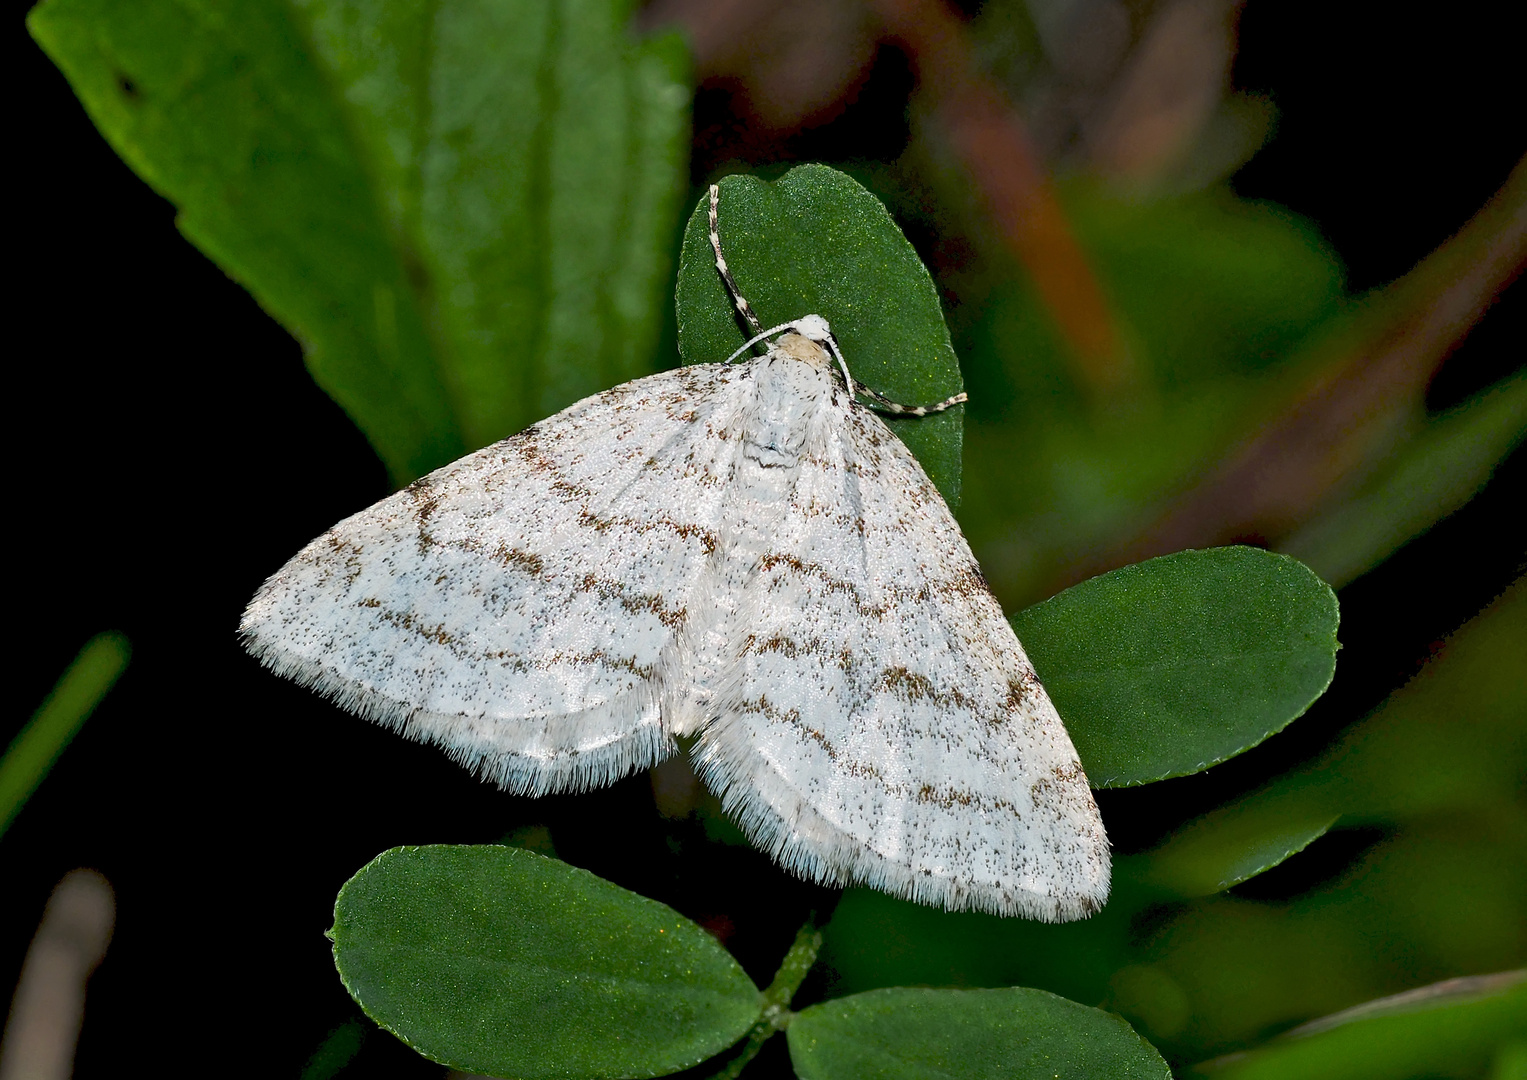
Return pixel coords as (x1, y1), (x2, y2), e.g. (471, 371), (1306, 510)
(709, 184), (765, 341)
(818, 330), (966, 416)
(815, 327), (859, 400)
(856, 381), (969, 417)
(710, 185), (965, 416)
(724, 320), (811, 366)
(726, 318), (966, 415)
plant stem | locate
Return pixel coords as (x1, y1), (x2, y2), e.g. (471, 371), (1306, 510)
(706, 914), (824, 1080)
(1, 632), (130, 839)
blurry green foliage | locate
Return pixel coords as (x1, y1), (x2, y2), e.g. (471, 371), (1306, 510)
(298, 1019), (365, 1080)
(28, 0), (690, 483)
(1128, 810), (1339, 899)
(1193, 974), (1527, 1080)
(1285, 372), (1527, 586)
(822, 879), (1132, 1014)
(1121, 813), (1525, 1061)
(1494, 1041), (1527, 1080)
(952, 171), (1525, 609)
(970, 185), (1346, 413)
(959, 182), (1348, 603)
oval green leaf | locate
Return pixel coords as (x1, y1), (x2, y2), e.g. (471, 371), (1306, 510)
(29, 0), (690, 483)
(788, 986), (1170, 1079)
(675, 165), (965, 506)
(1011, 547), (1338, 787)
(332, 845), (760, 1079)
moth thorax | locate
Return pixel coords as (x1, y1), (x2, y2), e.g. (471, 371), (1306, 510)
(771, 331), (834, 372)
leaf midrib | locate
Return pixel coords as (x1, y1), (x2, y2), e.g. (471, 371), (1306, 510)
(344, 938), (753, 1003)
(1043, 644), (1330, 684)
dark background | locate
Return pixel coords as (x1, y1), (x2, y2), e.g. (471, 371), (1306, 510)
(9, 1), (1523, 1074)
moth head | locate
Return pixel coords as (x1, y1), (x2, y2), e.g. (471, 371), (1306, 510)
(723, 314), (841, 371)
(789, 314), (833, 343)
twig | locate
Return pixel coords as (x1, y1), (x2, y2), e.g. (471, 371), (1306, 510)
(0, 871), (115, 1080)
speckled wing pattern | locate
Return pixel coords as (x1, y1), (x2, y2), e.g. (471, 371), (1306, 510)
(242, 362), (751, 796)
(242, 332), (1110, 919)
(691, 393), (1110, 920)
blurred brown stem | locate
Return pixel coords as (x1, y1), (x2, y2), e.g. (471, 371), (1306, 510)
(1286, 970), (1525, 1039)
(873, 0), (1131, 393)
(0, 871), (115, 1080)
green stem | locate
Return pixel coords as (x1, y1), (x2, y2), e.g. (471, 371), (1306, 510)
(1, 632), (130, 839)
(707, 913), (824, 1080)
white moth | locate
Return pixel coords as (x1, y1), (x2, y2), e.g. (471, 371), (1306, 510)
(242, 186), (1110, 920)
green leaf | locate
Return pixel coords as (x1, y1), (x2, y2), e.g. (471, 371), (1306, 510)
(1123, 812), (1340, 898)
(675, 165), (965, 506)
(1011, 547), (1338, 787)
(1193, 972), (1527, 1080)
(788, 986), (1170, 1079)
(29, 0), (690, 484)
(1143, 574), (1527, 872)
(2, 632), (130, 838)
(1281, 371), (1527, 587)
(331, 845), (760, 1079)
(1103, 585), (1527, 1059)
